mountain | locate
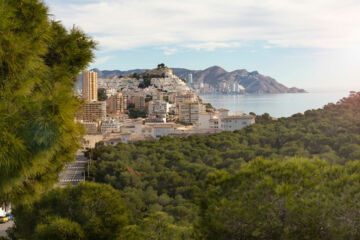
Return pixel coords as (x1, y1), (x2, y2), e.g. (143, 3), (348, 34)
(88, 66), (306, 94)
(91, 68), (148, 78)
(172, 66), (306, 94)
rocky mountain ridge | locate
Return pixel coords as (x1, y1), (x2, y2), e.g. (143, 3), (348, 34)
(89, 66), (306, 94)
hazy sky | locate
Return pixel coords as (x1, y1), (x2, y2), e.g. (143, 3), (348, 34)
(45, 0), (360, 91)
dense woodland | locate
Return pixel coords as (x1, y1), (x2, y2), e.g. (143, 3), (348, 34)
(71, 91), (360, 239)
(12, 92), (360, 239)
(11, 92), (360, 239)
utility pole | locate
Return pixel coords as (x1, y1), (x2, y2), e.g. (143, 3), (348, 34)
(88, 151), (91, 178)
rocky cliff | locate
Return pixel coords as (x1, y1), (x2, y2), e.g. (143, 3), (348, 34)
(89, 66), (306, 94)
(172, 66), (306, 94)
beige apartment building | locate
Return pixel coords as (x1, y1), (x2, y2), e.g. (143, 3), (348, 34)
(82, 70), (98, 102)
(133, 96), (145, 110)
(107, 93), (127, 116)
(78, 101), (106, 121)
(179, 102), (205, 124)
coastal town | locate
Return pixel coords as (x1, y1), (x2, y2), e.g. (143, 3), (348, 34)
(76, 64), (255, 148)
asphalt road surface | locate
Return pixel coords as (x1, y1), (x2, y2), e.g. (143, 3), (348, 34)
(58, 150), (89, 187)
(0, 151), (88, 237)
(0, 220), (13, 237)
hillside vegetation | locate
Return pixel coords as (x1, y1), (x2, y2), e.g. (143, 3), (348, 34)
(10, 92), (360, 239)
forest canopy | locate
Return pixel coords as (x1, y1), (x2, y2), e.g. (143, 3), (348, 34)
(62, 91), (360, 239)
(8, 91), (360, 239)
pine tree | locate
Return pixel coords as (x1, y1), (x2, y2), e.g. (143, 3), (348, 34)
(0, 0), (96, 203)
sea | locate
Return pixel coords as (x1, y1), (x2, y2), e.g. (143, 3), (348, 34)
(199, 90), (352, 118)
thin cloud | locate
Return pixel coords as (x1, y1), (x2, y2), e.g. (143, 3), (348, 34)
(183, 42), (243, 51)
(158, 47), (178, 55)
(94, 56), (112, 65)
(46, 0), (360, 51)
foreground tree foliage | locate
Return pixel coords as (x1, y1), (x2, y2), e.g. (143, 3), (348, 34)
(196, 158), (360, 240)
(9, 183), (131, 240)
(0, 0), (96, 202)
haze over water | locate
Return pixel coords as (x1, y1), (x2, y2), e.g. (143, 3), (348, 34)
(200, 91), (351, 118)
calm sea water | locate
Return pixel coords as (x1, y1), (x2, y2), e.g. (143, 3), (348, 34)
(200, 91), (351, 118)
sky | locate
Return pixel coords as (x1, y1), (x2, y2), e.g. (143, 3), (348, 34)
(45, 0), (360, 91)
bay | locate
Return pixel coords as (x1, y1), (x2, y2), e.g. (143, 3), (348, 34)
(200, 91), (350, 118)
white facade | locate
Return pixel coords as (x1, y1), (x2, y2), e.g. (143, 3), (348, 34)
(146, 123), (178, 139)
(148, 100), (169, 116)
(105, 88), (117, 98)
(187, 73), (193, 84)
(197, 112), (217, 129)
(222, 115), (255, 131)
(101, 119), (122, 133)
(209, 118), (219, 129)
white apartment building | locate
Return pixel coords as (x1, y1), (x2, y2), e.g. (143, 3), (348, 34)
(101, 119), (122, 133)
(209, 118), (219, 129)
(145, 123), (179, 139)
(148, 100), (169, 116)
(105, 88), (117, 98)
(217, 108), (229, 129)
(197, 112), (216, 129)
(222, 115), (255, 131)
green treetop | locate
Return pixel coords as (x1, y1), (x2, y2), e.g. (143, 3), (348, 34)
(196, 158), (360, 240)
(9, 183), (131, 240)
(0, 0), (96, 203)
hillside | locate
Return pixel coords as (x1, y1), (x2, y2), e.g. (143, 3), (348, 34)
(90, 66), (306, 94)
(83, 92), (358, 237)
(11, 92), (360, 239)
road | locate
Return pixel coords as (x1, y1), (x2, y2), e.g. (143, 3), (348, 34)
(0, 151), (88, 238)
(58, 150), (89, 187)
(0, 221), (13, 237)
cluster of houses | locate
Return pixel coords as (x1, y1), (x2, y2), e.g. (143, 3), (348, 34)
(77, 67), (255, 149)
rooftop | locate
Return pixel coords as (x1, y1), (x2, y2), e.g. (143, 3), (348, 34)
(223, 115), (255, 120)
(145, 123), (181, 128)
